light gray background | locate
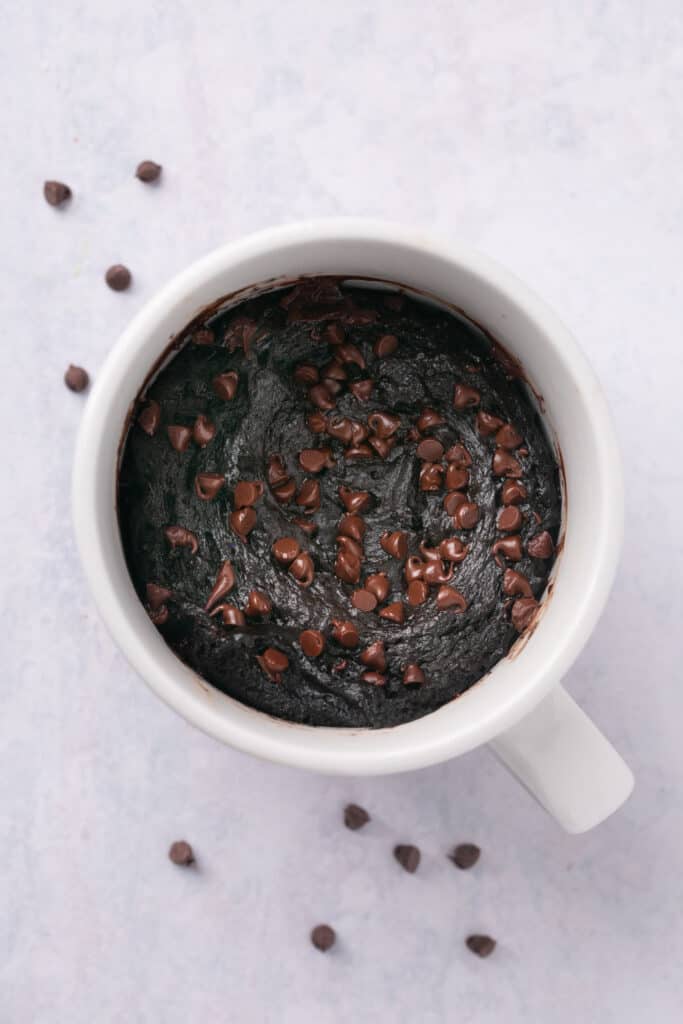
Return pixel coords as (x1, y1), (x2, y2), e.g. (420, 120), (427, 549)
(2, 2), (681, 1021)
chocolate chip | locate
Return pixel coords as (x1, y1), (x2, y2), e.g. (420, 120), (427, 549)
(168, 840), (194, 865)
(445, 443), (472, 467)
(339, 514), (366, 541)
(337, 535), (364, 561)
(416, 407), (445, 432)
(492, 448), (523, 478)
(211, 603), (246, 627)
(336, 342), (365, 368)
(449, 843), (480, 869)
(323, 417), (351, 444)
(323, 323), (345, 345)
(136, 160), (162, 182)
(344, 804), (370, 830)
(105, 264), (132, 291)
(491, 535), (523, 565)
(193, 328), (214, 345)
(373, 333), (398, 357)
(44, 180), (71, 207)
(309, 383), (336, 410)
(394, 844), (420, 873)
(148, 605), (169, 625)
(230, 507), (257, 542)
(244, 590), (272, 617)
(307, 411), (328, 434)
(350, 379), (374, 401)
(165, 526), (198, 555)
(331, 659), (348, 673)
(138, 399), (161, 436)
(321, 359), (347, 383)
(299, 448), (335, 473)
(296, 479), (321, 511)
(334, 549), (362, 584)
(454, 502), (480, 529)
(445, 465), (469, 490)
(436, 586), (467, 612)
(416, 438), (444, 462)
(294, 364), (319, 385)
(511, 596), (539, 631)
(311, 924), (336, 952)
(439, 537), (468, 562)
(193, 414), (216, 447)
(527, 530), (554, 558)
(443, 492), (467, 516)
(147, 583), (172, 610)
(453, 383), (480, 410)
(292, 517), (318, 536)
(380, 530), (409, 559)
(476, 411), (504, 436)
(350, 421), (369, 445)
(422, 559), (454, 585)
(502, 568), (533, 597)
(378, 601), (405, 624)
(407, 580), (429, 606)
(212, 371), (239, 400)
(404, 556), (425, 583)
(224, 316), (258, 355)
(501, 478), (528, 505)
(344, 443), (373, 459)
(165, 425), (191, 453)
(299, 629), (325, 657)
(272, 537), (300, 564)
(273, 479), (297, 503)
(466, 935), (496, 958)
(496, 423), (523, 449)
(267, 454), (289, 487)
(365, 573), (390, 603)
(195, 472), (225, 500)
(257, 647), (289, 681)
(368, 411), (401, 438)
(497, 506), (523, 532)
(289, 551), (315, 587)
(339, 486), (371, 513)
(64, 364), (89, 392)
(361, 670), (387, 685)
(360, 641), (386, 672)
(331, 620), (359, 648)
(234, 480), (264, 508)
(403, 663), (425, 685)
(351, 589), (377, 612)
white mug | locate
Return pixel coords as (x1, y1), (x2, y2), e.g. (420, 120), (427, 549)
(72, 219), (633, 833)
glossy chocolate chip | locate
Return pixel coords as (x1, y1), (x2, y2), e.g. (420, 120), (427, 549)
(368, 411), (401, 438)
(64, 364), (89, 392)
(368, 435), (395, 459)
(373, 333), (398, 357)
(289, 552), (315, 587)
(331, 620), (360, 648)
(404, 557), (425, 583)
(136, 160), (162, 182)
(361, 671), (387, 686)
(336, 342), (365, 368)
(234, 480), (264, 508)
(105, 264), (132, 291)
(165, 526), (198, 555)
(380, 530), (409, 560)
(224, 316), (257, 355)
(326, 417), (355, 444)
(296, 479), (321, 511)
(407, 580), (429, 606)
(311, 924), (336, 952)
(148, 605), (169, 625)
(360, 641), (386, 672)
(445, 465), (469, 490)
(334, 549), (362, 585)
(436, 586), (467, 612)
(138, 399), (161, 436)
(492, 535), (523, 564)
(294, 364), (319, 385)
(298, 448), (335, 473)
(203, 561), (235, 611)
(453, 383), (480, 410)
(443, 491), (467, 516)
(169, 840), (194, 866)
(273, 479), (297, 503)
(292, 517), (318, 536)
(466, 935), (496, 958)
(299, 629), (325, 657)
(308, 384), (336, 410)
(501, 478), (528, 505)
(378, 601), (405, 624)
(416, 407), (445, 432)
(403, 664), (425, 686)
(445, 443), (472, 467)
(257, 647), (289, 681)
(492, 448), (523, 478)
(394, 844), (420, 873)
(211, 603), (246, 627)
(44, 180), (71, 206)
(502, 570), (533, 600)
(338, 514), (366, 542)
(454, 502), (480, 529)
(527, 530), (554, 558)
(344, 804), (370, 830)
(439, 537), (468, 562)
(323, 323), (345, 345)
(267, 454), (289, 487)
(167, 425), (192, 452)
(416, 438), (444, 462)
(449, 843), (480, 869)
(307, 411), (328, 434)
(337, 535), (364, 561)
(497, 506), (523, 532)
(230, 507), (257, 541)
(343, 442), (373, 461)
(321, 360), (347, 383)
(147, 583), (172, 610)
(419, 463), (444, 491)
(350, 421), (369, 445)
(350, 379), (374, 402)
(352, 589), (378, 612)
(422, 559), (454, 585)
(195, 472), (225, 500)
(476, 410), (504, 436)
(193, 414), (216, 447)
(339, 486), (372, 513)
(244, 590), (272, 617)
(496, 423), (523, 449)
(212, 371), (239, 400)
(272, 537), (300, 564)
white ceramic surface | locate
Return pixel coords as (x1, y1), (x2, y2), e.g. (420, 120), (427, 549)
(4, 3), (682, 1021)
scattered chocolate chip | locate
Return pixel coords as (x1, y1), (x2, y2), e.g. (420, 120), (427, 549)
(195, 472), (225, 500)
(436, 586), (467, 612)
(321, 377), (343, 397)
(307, 411), (328, 433)
(350, 379), (374, 401)
(344, 443), (373, 459)
(273, 478), (297, 503)
(267, 454), (289, 487)
(476, 411), (504, 436)
(416, 438), (444, 462)
(527, 530), (554, 558)
(445, 443), (472, 467)
(407, 580), (429, 606)
(491, 535), (523, 564)
(299, 448), (335, 473)
(230, 507), (257, 542)
(299, 629), (325, 657)
(365, 573), (390, 603)
(511, 596), (539, 631)
(194, 328), (215, 346)
(380, 530), (409, 559)
(311, 925), (336, 952)
(257, 647), (289, 681)
(453, 383), (480, 410)
(294, 364), (319, 385)
(449, 843), (480, 869)
(339, 486), (371, 513)
(439, 537), (468, 562)
(337, 535), (364, 561)
(334, 548), (362, 585)
(165, 526), (199, 555)
(351, 589), (377, 612)
(378, 601), (405, 624)
(497, 506), (523, 532)
(135, 159), (161, 182)
(166, 425), (192, 453)
(350, 421), (369, 445)
(326, 417), (354, 444)
(331, 620), (359, 648)
(443, 491), (467, 516)
(211, 603), (246, 627)
(321, 359), (347, 383)
(344, 804), (370, 830)
(419, 541), (442, 562)
(138, 399), (161, 436)
(502, 568), (533, 598)
(336, 342), (365, 368)
(454, 501), (480, 529)
(193, 414), (216, 447)
(105, 264), (132, 291)
(445, 465), (469, 490)
(224, 317), (258, 355)
(244, 591), (272, 617)
(147, 583), (172, 610)
(289, 551), (315, 587)
(466, 935), (496, 958)
(148, 605), (169, 625)
(394, 844), (420, 873)
(403, 663), (425, 685)
(338, 514), (366, 541)
(64, 364), (89, 392)
(296, 479), (321, 511)
(292, 517), (318, 536)
(169, 840), (194, 866)
(323, 323), (345, 345)
(332, 659), (347, 673)
(368, 411), (401, 438)
(44, 180), (72, 207)
(234, 480), (264, 508)
(212, 371), (239, 400)
(272, 537), (300, 564)
(361, 670), (387, 685)
(422, 559), (454, 584)
(496, 423), (523, 449)
(492, 448), (523, 478)
(501, 478), (528, 505)
(373, 333), (398, 357)
(309, 383), (336, 410)
(360, 641), (386, 672)
(404, 557), (425, 583)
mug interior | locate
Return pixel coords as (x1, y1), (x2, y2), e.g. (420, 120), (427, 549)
(73, 220), (622, 774)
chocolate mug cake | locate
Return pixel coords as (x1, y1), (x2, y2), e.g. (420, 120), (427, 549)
(117, 278), (561, 727)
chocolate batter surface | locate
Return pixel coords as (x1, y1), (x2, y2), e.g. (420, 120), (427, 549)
(117, 280), (561, 727)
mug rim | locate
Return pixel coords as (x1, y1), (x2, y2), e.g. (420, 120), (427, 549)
(72, 218), (623, 775)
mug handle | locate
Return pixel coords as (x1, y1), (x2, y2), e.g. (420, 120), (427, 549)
(488, 685), (634, 833)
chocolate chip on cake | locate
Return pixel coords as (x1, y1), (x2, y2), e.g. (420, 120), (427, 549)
(234, 481), (264, 508)
(365, 573), (390, 603)
(339, 486), (372, 513)
(212, 372), (239, 400)
(378, 602), (405, 624)
(212, 604), (246, 627)
(394, 844), (421, 873)
(511, 596), (539, 631)
(453, 383), (480, 410)
(501, 478), (528, 505)
(195, 473), (225, 500)
(64, 364), (89, 392)
(244, 591), (272, 617)
(299, 629), (325, 657)
(138, 399), (161, 436)
(436, 586), (467, 612)
(193, 414), (216, 447)
(331, 620), (359, 648)
(136, 160), (162, 182)
(105, 264), (132, 291)
(352, 589), (378, 612)
(449, 843), (480, 869)
(44, 180), (72, 207)
(164, 526), (198, 554)
(373, 334), (398, 357)
(344, 804), (370, 830)
(466, 934), (496, 958)
(311, 924), (336, 952)
(476, 411), (504, 436)
(380, 531), (409, 559)
(497, 506), (523, 532)
(167, 425), (193, 453)
(492, 448), (523, 478)
(230, 507), (257, 542)
(256, 648), (289, 682)
(502, 568), (533, 598)
(168, 840), (194, 866)
(527, 530), (555, 558)
(492, 535), (523, 565)
(402, 664), (425, 686)
(204, 561), (235, 611)
(360, 641), (386, 672)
